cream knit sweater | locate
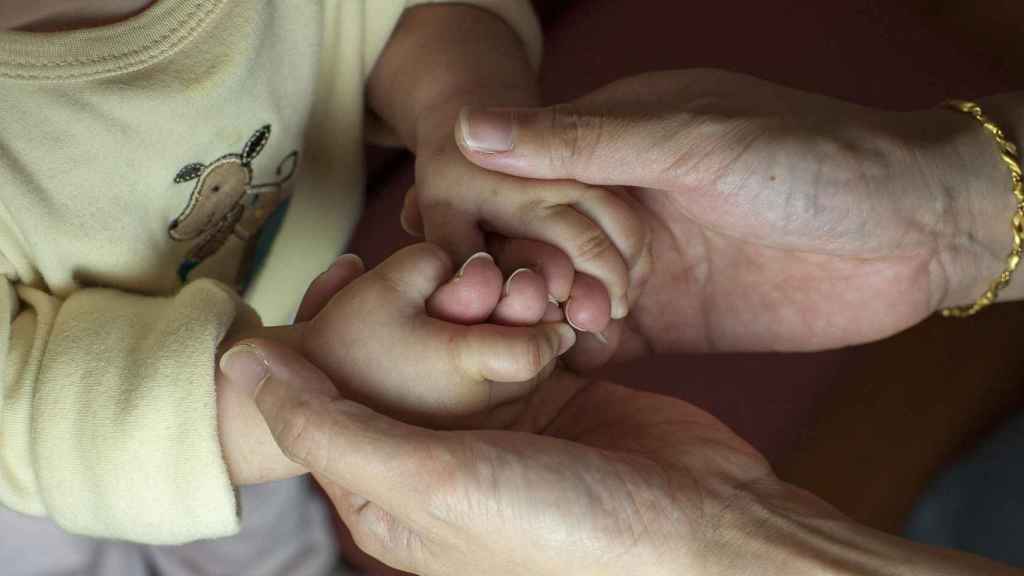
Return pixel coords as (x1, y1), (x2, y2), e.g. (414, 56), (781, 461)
(0, 0), (540, 545)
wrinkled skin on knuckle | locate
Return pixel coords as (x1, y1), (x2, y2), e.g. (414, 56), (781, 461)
(549, 103), (603, 174)
(513, 196), (550, 233)
(493, 330), (550, 383)
(446, 329), (480, 385)
(406, 242), (453, 275)
(351, 503), (423, 570)
(368, 264), (419, 303)
(528, 329), (559, 379)
(272, 397), (329, 470)
(572, 223), (617, 266)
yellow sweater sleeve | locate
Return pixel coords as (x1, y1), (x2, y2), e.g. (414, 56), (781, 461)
(0, 276), (246, 545)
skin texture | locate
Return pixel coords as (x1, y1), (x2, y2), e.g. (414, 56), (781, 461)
(244, 340), (1022, 576)
(217, 247), (574, 485)
(369, 5), (641, 332)
(454, 70), (1023, 368)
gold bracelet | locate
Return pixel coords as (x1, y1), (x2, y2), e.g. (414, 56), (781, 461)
(940, 100), (1024, 318)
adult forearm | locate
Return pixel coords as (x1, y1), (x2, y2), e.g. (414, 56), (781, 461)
(716, 482), (1021, 576)
(367, 4), (540, 152)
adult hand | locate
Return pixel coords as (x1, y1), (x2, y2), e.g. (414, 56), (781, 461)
(452, 70), (1020, 363)
(232, 340), (1018, 576)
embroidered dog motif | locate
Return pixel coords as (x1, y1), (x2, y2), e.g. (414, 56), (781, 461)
(171, 125), (297, 280)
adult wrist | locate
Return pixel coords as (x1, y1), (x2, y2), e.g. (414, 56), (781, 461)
(926, 95), (1024, 311)
(711, 477), (1021, 576)
(704, 480), (852, 576)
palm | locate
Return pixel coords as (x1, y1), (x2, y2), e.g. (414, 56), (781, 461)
(337, 371), (781, 576)
(623, 177), (935, 353)
(576, 71), (949, 353)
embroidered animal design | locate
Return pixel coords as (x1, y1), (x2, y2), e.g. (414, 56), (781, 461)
(171, 125), (297, 277)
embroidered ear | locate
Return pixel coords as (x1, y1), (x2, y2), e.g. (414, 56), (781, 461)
(174, 163), (205, 183)
(241, 125), (272, 164)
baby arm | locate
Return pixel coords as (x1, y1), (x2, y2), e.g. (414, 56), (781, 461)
(0, 275), (259, 545)
(370, 3), (650, 331)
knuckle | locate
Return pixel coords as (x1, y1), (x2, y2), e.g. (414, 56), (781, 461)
(354, 506), (400, 552)
(372, 243), (453, 298)
(549, 104), (584, 170)
(517, 332), (549, 378)
(370, 266), (408, 300)
(572, 226), (616, 265)
(408, 242), (452, 272)
(447, 330), (480, 382)
(516, 196), (552, 229)
(351, 506), (428, 574)
(273, 399), (325, 468)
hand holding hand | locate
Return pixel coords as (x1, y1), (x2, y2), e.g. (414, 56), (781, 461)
(243, 341), (1020, 576)
(216, 244), (576, 485)
(456, 70), (1016, 363)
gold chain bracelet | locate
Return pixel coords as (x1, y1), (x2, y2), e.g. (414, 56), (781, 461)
(940, 100), (1024, 318)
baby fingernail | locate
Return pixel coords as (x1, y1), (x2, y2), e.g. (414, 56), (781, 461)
(557, 323), (577, 355)
(548, 294), (561, 305)
(219, 344), (270, 394)
(504, 268), (531, 297)
(459, 107), (516, 153)
(456, 252), (494, 279)
(565, 298), (584, 333)
(565, 299), (609, 345)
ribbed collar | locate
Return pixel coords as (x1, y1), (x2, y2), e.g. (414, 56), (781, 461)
(0, 0), (225, 82)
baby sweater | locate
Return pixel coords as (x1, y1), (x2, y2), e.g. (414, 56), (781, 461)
(0, 0), (540, 545)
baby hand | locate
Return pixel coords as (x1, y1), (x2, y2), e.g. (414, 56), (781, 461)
(402, 108), (652, 331)
(299, 244), (576, 426)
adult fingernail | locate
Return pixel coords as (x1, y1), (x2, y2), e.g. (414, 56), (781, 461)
(456, 251), (494, 279)
(219, 344), (270, 395)
(557, 323), (577, 355)
(592, 331), (609, 345)
(459, 107), (516, 153)
(503, 268), (531, 297)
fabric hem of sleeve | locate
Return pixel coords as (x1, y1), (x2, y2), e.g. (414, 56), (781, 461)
(30, 279), (248, 544)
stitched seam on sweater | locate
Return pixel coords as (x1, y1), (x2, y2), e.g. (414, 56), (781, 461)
(0, 0), (223, 81)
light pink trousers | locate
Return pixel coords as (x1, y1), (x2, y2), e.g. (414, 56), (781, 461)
(0, 477), (342, 575)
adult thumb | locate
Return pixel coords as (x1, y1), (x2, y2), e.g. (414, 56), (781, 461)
(455, 102), (666, 189)
(224, 339), (440, 512)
